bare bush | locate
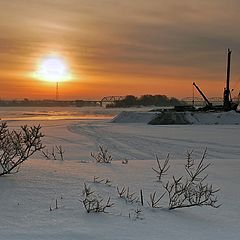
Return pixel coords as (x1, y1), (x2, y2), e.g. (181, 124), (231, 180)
(125, 187), (139, 203)
(104, 178), (112, 186)
(0, 123), (44, 176)
(129, 208), (144, 220)
(82, 183), (114, 213)
(116, 186), (139, 204)
(50, 198), (59, 211)
(93, 176), (112, 186)
(134, 208), (143, 219)
(91, 145), (113, 163)
(117, 186), (126, 198)
(163, 149), (220, 210)
(42, 145), (65, 160)
(152, 154), (170, 182)
(93, 176), (104, 183)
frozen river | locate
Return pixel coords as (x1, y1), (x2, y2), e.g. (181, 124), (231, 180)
(1, 106), (240, 160)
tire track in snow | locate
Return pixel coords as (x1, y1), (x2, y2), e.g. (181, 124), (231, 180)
(68, 122), (240, 160)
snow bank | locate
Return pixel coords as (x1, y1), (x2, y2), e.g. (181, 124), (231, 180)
(111, 111), (157, 123)
(185, 110), (240, 125)
(113, 110), (240, 125)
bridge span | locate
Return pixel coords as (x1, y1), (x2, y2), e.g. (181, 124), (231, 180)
(76, 96), (125, 107)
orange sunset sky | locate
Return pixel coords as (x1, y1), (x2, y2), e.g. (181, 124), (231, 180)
(0, 0), (240, 100)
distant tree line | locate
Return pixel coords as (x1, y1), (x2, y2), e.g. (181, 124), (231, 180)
(107, 95), (184, 108)
(0, 99), (76, 107)
(0, 99), (99, 107)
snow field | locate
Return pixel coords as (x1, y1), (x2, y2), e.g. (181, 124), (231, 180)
(0, 110), (240, 240)
(0, 158), (239, 240)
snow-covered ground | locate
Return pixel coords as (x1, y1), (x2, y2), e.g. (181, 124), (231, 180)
(112, 110), (240, 125)
(0, 107), (240, 240)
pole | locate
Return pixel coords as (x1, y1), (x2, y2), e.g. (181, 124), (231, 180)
(226, 49), (231, 96)
(192, 83), (195, 107)
(56, 82), (59, 101)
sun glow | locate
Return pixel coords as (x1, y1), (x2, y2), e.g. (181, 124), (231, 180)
(35, 55), (70, 82)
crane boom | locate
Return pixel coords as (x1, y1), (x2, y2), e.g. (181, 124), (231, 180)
(193, 82), (212, 107)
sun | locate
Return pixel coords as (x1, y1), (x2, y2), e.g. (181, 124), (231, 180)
(35, 55), (70, 82)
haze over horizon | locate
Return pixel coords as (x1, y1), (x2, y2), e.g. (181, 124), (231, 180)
(0, 0), (240, 100)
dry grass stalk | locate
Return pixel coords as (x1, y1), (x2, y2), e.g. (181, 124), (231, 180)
(91, 145), (112, 163)
(82, 183), (114, 213)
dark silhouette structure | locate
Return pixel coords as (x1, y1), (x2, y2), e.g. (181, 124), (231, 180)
(223, 49), (232, 110)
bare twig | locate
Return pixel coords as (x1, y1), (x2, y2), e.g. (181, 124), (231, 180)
(42, 145), (65, 161)
(51, 147), (57, 160)
(56, 145), (65, 160)
(126, 187), (139, 203)
(117, 186), (126, 198)
(152, 154), (170, 182)
(147, 191), (165, 208)
(117, 186), (139, 204)
(41, 149), (51, 160)
(185, 150), (194, 169)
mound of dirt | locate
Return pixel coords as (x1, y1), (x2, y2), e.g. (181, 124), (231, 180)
(149, 112), (190, 125)
(111, 111), (157, 123)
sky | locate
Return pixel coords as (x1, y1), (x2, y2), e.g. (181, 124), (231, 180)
(0, 0), (240, 100)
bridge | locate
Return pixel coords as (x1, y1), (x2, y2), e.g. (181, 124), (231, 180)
(76, 96), (125, 107)
(181, 97), (239, 106)
(99, 96), (125, 107)
(181, 97), (223, 106)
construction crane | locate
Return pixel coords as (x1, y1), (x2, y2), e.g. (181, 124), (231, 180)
(193, 49), (238, 111)
(176, 49), (239, 112)
(223, 49), (239, 111)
